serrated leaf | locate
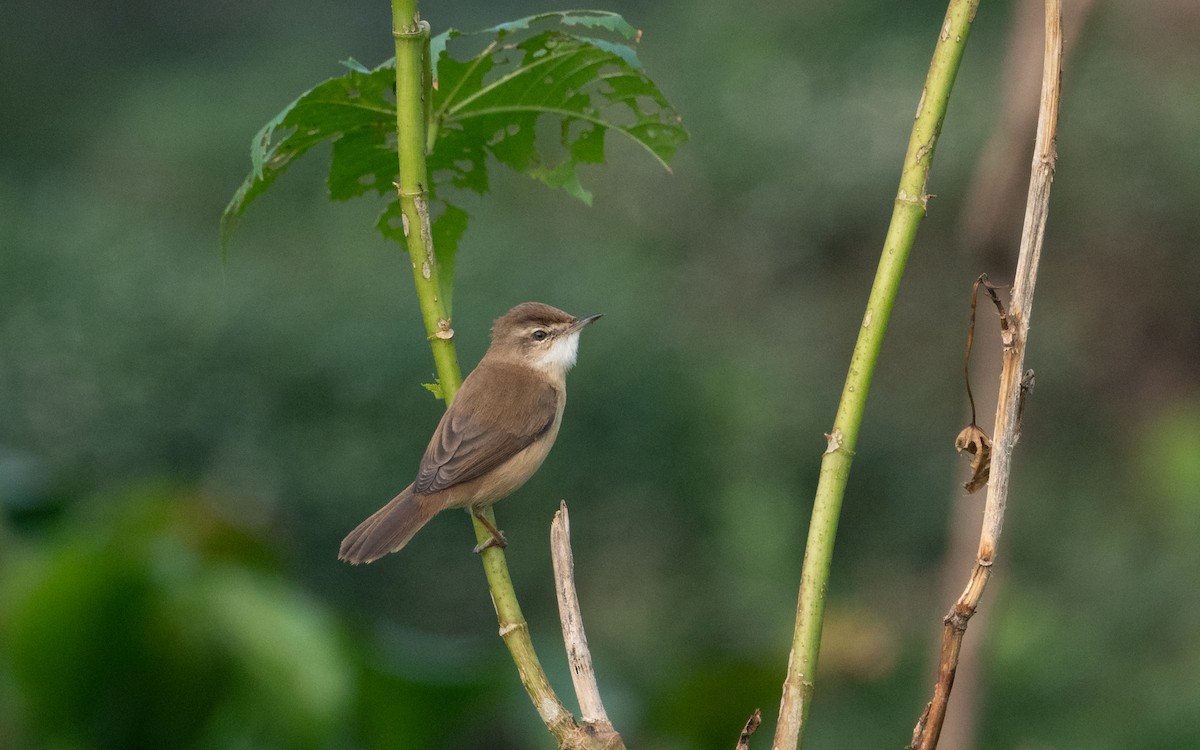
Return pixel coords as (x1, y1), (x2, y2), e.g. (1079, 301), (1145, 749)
(328, 126), (397, 201)
(374, 200), (407, 246)
(429, 11), (637, 74)
(373, 200), (469, 317)
(571, 35), (642, 69)
(220, 60), (397, 253)
(432, 203), (469, 315)
(430, 26), (687, 204)
(422, 381), (445, 401)
(223, 10), (687, 259)
(340, 57), (372, 74)
(492, 10), (635, 37)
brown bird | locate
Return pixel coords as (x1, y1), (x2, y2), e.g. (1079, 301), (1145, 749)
(339, 302), (601, 564)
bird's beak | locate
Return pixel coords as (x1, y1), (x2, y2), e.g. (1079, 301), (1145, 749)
(569, 313), (603, 333)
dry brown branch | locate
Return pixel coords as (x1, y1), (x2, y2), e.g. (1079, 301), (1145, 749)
(958, 0), (1095, 260)
(935, 1), (1093, 745)
(551, 502), (625, 750)
(907, 1), (1062, 749)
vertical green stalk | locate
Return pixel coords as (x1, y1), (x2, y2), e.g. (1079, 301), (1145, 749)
(391, 0), (460, 393)
(389, 2), (578, 743)
(772, 2), (982, 748)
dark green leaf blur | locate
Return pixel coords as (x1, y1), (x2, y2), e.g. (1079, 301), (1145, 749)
(2, 1), (1198, 749)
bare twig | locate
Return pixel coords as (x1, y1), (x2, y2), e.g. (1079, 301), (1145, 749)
(958, 0), (1095, 260)
(907, 2), (1062, 749)
(551, 502), (625, 750)
(935, 1), (1090, 745)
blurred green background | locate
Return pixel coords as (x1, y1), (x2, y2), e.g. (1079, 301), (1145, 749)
(2, 0), (1199, 748)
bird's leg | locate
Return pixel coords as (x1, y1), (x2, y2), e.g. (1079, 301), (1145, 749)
(471, 508), (509, 553)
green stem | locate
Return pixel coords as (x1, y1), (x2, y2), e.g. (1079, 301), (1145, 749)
(472, 508), (582, 744)
(391, 1), (459, 390)
(772, 2), (982, 748)
(389, 1), (577, 743)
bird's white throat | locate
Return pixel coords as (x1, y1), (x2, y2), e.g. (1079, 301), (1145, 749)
(535, 332), (581, 375)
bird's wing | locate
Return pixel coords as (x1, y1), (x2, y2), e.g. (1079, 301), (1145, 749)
(413, 363), (560, 495)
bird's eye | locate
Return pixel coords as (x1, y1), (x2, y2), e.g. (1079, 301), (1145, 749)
(531, 329), (548, 341)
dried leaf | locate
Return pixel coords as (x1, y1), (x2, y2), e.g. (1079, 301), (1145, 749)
(736, 708), (763, 750)
(955, 424), (992, 493)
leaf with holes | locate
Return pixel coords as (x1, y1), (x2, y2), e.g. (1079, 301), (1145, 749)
(220, 58), (397, 253)
(429, 14), (687, 205)
(222, 10), (686, 267)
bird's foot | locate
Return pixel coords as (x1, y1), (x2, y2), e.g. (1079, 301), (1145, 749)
(471, 510), (509, 553)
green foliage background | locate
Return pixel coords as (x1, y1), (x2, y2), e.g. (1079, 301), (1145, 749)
(2, 1), (1200, 748)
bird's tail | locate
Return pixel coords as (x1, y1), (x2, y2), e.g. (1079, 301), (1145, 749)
(338, 485), (441, 564)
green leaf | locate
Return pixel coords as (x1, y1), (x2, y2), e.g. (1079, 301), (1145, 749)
(220, 59), (397, 254)
(374, 200), (407, 247)
(429, 11), (638, 72)
(430, 20), (687, 204)
(432, 202), (469, 315)
(223, 10), (687, 256)
(373, 200), (469, 317)
(422, 381), (445, 401)
(339, 57), (372, 74)
(484, 10), (638, 41)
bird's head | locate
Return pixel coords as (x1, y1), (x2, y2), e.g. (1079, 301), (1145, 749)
(487, 302), (602, 376)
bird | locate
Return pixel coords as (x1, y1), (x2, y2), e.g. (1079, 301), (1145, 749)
(339, 301), (601, 564)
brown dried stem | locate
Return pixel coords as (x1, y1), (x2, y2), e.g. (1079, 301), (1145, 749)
(908, 1), (1062, 748)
